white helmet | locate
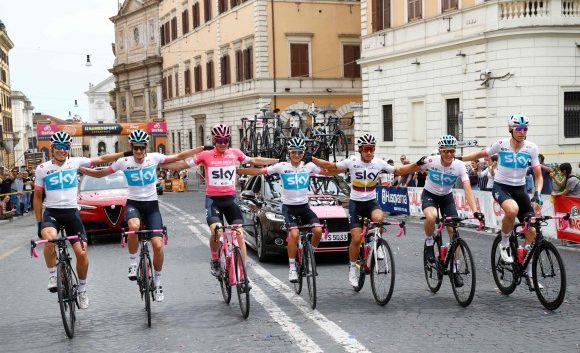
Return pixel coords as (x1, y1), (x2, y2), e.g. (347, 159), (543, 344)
(508, 113), (529, 128)
(356, 133), (376, 147)
(128, 129), (150, 144)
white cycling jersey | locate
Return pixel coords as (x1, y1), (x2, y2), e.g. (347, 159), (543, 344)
(421, 156), (469, 196)
(485, 138), (540, 186)
(35, 157), (93, 208)
(110, 153), (167, 201)
(337, 156), (395, 202)
(264, 162), (321, 205)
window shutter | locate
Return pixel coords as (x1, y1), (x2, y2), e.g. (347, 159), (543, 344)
(168, 75), (173, 99)
(235, 50), (243, 82)
(175, 72), (179, 96)
(160, 25), (165, 46)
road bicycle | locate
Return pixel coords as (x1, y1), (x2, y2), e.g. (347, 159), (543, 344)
(491, 214), (569, 310)
(121, 227), (168, 327)
(31, 230), (85, 338)
(240, 116), (259, 157)
(214, 223), (254, 319)
(352, 217), (405, 305)
(290, 222), (328, 309)
(310, 108), (350, 162)
(423, 215), (484, 307)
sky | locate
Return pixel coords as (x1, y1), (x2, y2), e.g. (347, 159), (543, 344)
(0, 0), (121, 121)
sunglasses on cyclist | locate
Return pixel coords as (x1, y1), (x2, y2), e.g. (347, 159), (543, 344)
(214, 137), (230, 145)
(132, 145), (147, 151)
(439, 148), (456, 154)
(514, 126), (528, 132)
(360, 146), (375, 153)
(52, 143), (71, 151)
(289, 150), (305, 155)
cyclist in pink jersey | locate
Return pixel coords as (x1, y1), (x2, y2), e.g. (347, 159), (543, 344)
(163, 123), (277, 277)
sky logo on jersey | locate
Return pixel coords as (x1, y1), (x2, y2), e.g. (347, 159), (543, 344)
(45, 169), (78, 191)
(354, 170), (379, 181)
(498, 151), (530, 169)
(208, 166), (236, 186)
(429, 170), (458, 186)
(124, 165), (157, 187)
(281, 172), (309, 190)
(210, 168), (235, 180)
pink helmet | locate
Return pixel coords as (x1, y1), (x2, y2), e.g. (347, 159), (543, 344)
(211, 123), (231, 138)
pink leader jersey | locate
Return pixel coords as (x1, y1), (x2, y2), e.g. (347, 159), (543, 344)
(188, 148), (251, 196)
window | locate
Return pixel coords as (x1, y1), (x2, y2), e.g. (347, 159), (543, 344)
(172, 132), (176, 153)
(230, 0), (240, 8)
(235, 50), (243, 82)
(184, 68), (191, 94)
(182, 10), (189, 35)
(290, 43), (309, 78)
(175, 72), (179, 96)
(164, 22), (170, 44)
(564, 92), (580, 138)
(382, 105), (393, 142)
(372, 0), (391, 32)
(220, 54), (231, 85)
(204, 0), (212, 22)
(408, 0), (422, 22)
(178, 131), (182, 151)
(442, 0), (458, 12)
(160, 25), (165, 46)
(446, 98), (460, 138)
(194, 64), (202, 92)
(162, 76), (167, 99)
(171, 17), (178, 40)
(343, 45), (361, 78)
(193, 3), (200, 29)
(189, 130), (193, 149)
(218, 0), (228, 14)
(168, 74), (173, 99)
(206, 60), (214, 89)
(243, 47), (253, 80)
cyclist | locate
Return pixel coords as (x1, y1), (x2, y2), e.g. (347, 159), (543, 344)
(311, 133), (422, 287)
(80, 129), (203, 302)
(419, 135), (484, 287)
(460, 114), (543, 289)
(34, 131), (129, 309)
(163, 123), (277, 279)
(237, 137), (334, 283)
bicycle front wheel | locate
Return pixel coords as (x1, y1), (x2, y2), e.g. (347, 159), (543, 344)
(370, 238), (395, 306)
(234, 247), (250, 319)
(57, 262), (76, 338)
(491, 234), (517, 295)
(140, 254), (152, 327)
(219, 247), (232, 304)
(294, 248), (304, 294)
(533, 241), (566, 310)
(304, 243), (317, 309)
(449, 238), (476, 307)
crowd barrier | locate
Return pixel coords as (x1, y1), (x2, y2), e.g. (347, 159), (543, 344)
(376, 186), (580, 243)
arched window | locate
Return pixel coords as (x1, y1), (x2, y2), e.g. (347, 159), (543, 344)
(98, 141), (107, 156)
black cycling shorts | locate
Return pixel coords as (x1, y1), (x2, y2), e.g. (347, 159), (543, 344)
(205, 195), (244, 226)
(492, 182), (534, 222)
(125, 199), (164, 236)
(348, 199), (382, 229)
(421, 189), (458, 218)
(282, 204), (320, 228)
(41, 208), (86, 244)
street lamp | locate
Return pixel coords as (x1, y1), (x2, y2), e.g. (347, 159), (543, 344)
(85, 54), (92, 67)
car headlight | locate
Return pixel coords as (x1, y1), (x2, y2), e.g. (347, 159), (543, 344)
(265, 211), (285, 222)
(79, 204), (97, 210)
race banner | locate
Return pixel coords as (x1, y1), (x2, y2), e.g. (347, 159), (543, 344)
(377, 186), (410, 215)
(82, 124), (123, 136)
(553, 195), (580, 243)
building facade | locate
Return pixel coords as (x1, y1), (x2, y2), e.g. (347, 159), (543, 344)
(10, 91), (34, 167)
(85, 76), (118, 157)
(159, 0), (362, 152)
(0, 19), (15, 169)
(360, 0), (580, 164)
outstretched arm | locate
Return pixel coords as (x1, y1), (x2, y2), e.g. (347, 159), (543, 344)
(249, 157), (278, 166)
(394, 163), (421, 176)
(318, 168), (343, 177)
(80, 166), (114, 178)
(160, 161), (190, 171)
(311, 157), (341, 171)
(460, 149), (487, 162)
(237, 167), (266, 176)
(164, 146), (205, 163)
(91, 152), (125, 165)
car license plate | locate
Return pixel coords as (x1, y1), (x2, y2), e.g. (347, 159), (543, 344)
(323, 232), (349, 242)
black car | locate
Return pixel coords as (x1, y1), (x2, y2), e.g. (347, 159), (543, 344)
(239, 174), (351, 262)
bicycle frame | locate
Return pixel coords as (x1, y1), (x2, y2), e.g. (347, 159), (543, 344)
(359, 219), (405, 271)
(213, 224), (254, 286)
(434, 216), (484, 272)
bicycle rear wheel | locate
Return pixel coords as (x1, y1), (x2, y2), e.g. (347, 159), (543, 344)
(449, 238), (476, 307)
(234, 247), (250, 319)
(370, 238), (395, 306)
(294, 248), (304, 294)
(533, 241), (566, 310)
(491, 234), (517, 295)
(57, 262), (76, 338)
(219, 247), (232, 304)
(423, 240), (443, 293)
(332, 131), (349, 162)
(304, 243), (317, 309)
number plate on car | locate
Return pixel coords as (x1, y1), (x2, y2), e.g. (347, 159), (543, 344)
(322, 232), (349, 242)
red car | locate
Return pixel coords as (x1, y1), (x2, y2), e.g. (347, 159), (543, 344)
(78, 170), (128, 242)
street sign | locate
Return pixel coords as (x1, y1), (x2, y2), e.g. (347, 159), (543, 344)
(456, 139), (479, 148)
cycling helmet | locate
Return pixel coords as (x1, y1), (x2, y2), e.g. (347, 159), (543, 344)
(211, 123), (231, 138)
(508, 113), (529, 128)
(50, 131), (72, 145)
(437, 135), (458, 148)
(128, 129), (150, 144)
(356, 133), (376, 147)
(287, 137), (306, 151)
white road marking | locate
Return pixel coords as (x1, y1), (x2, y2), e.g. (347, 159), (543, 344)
(0, 243), (25, 261)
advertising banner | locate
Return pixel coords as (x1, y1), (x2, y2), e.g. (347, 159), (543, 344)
(553, 196), (580, 243)
(377, 186), (410, 215)
(82, 124), (124, 136)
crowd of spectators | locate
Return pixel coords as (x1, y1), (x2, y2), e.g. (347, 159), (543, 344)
(0, 167), (36, 219)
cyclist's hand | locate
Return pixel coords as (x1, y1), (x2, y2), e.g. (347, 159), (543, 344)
(203, 145), (214, 151)
(37, 222), (42, 238)
(531, 191), (543, 206)
(302, 152), (313, 164)
(473, 212), (485, 222)
(416, 156), (427, 166)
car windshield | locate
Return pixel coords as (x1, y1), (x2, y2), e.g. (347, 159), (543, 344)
(264, 174), (349, 199)
(81, 171), (128, 191)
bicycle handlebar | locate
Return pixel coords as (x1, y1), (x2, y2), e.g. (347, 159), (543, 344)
(520, 213), (571, 233)
(213, 223), (256, 241)
(30, 235), (84, 258)
(360, 218), (406, 238)
(434, 216), (486, 233)
(121, 229), (168, 248)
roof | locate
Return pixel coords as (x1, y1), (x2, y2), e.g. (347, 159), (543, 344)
(32, 114), (68, 125)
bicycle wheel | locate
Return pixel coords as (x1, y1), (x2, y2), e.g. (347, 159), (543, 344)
(423, 240), (443, 293)
(57, 262), (76, 338)
(234, 247), (250, 319)
(490, 234), (517, 295)
(532, 241), (566, 310)
(449, 238), (476, 307)
(294, 248), (304, 294)
(370, 238), (395, 306)
(304, 243), (317, 309)
(332, 130), (349, 162)
(219, 247), (232, 304)
(140, 254), (152, 327)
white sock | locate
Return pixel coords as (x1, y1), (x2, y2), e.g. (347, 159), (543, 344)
(48, 266), (56, 277)
(154, 271), (161, 287)
(129, 253), (138, 266)
(454, 260), (460, 273)
(425, 236), (434, 246)
(350, 261), (356, 268)
(289, 258), (296, 269)
(78, 279), (87, 293)
(526, 263), (532, 278)
(500, 232), (510, 247)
